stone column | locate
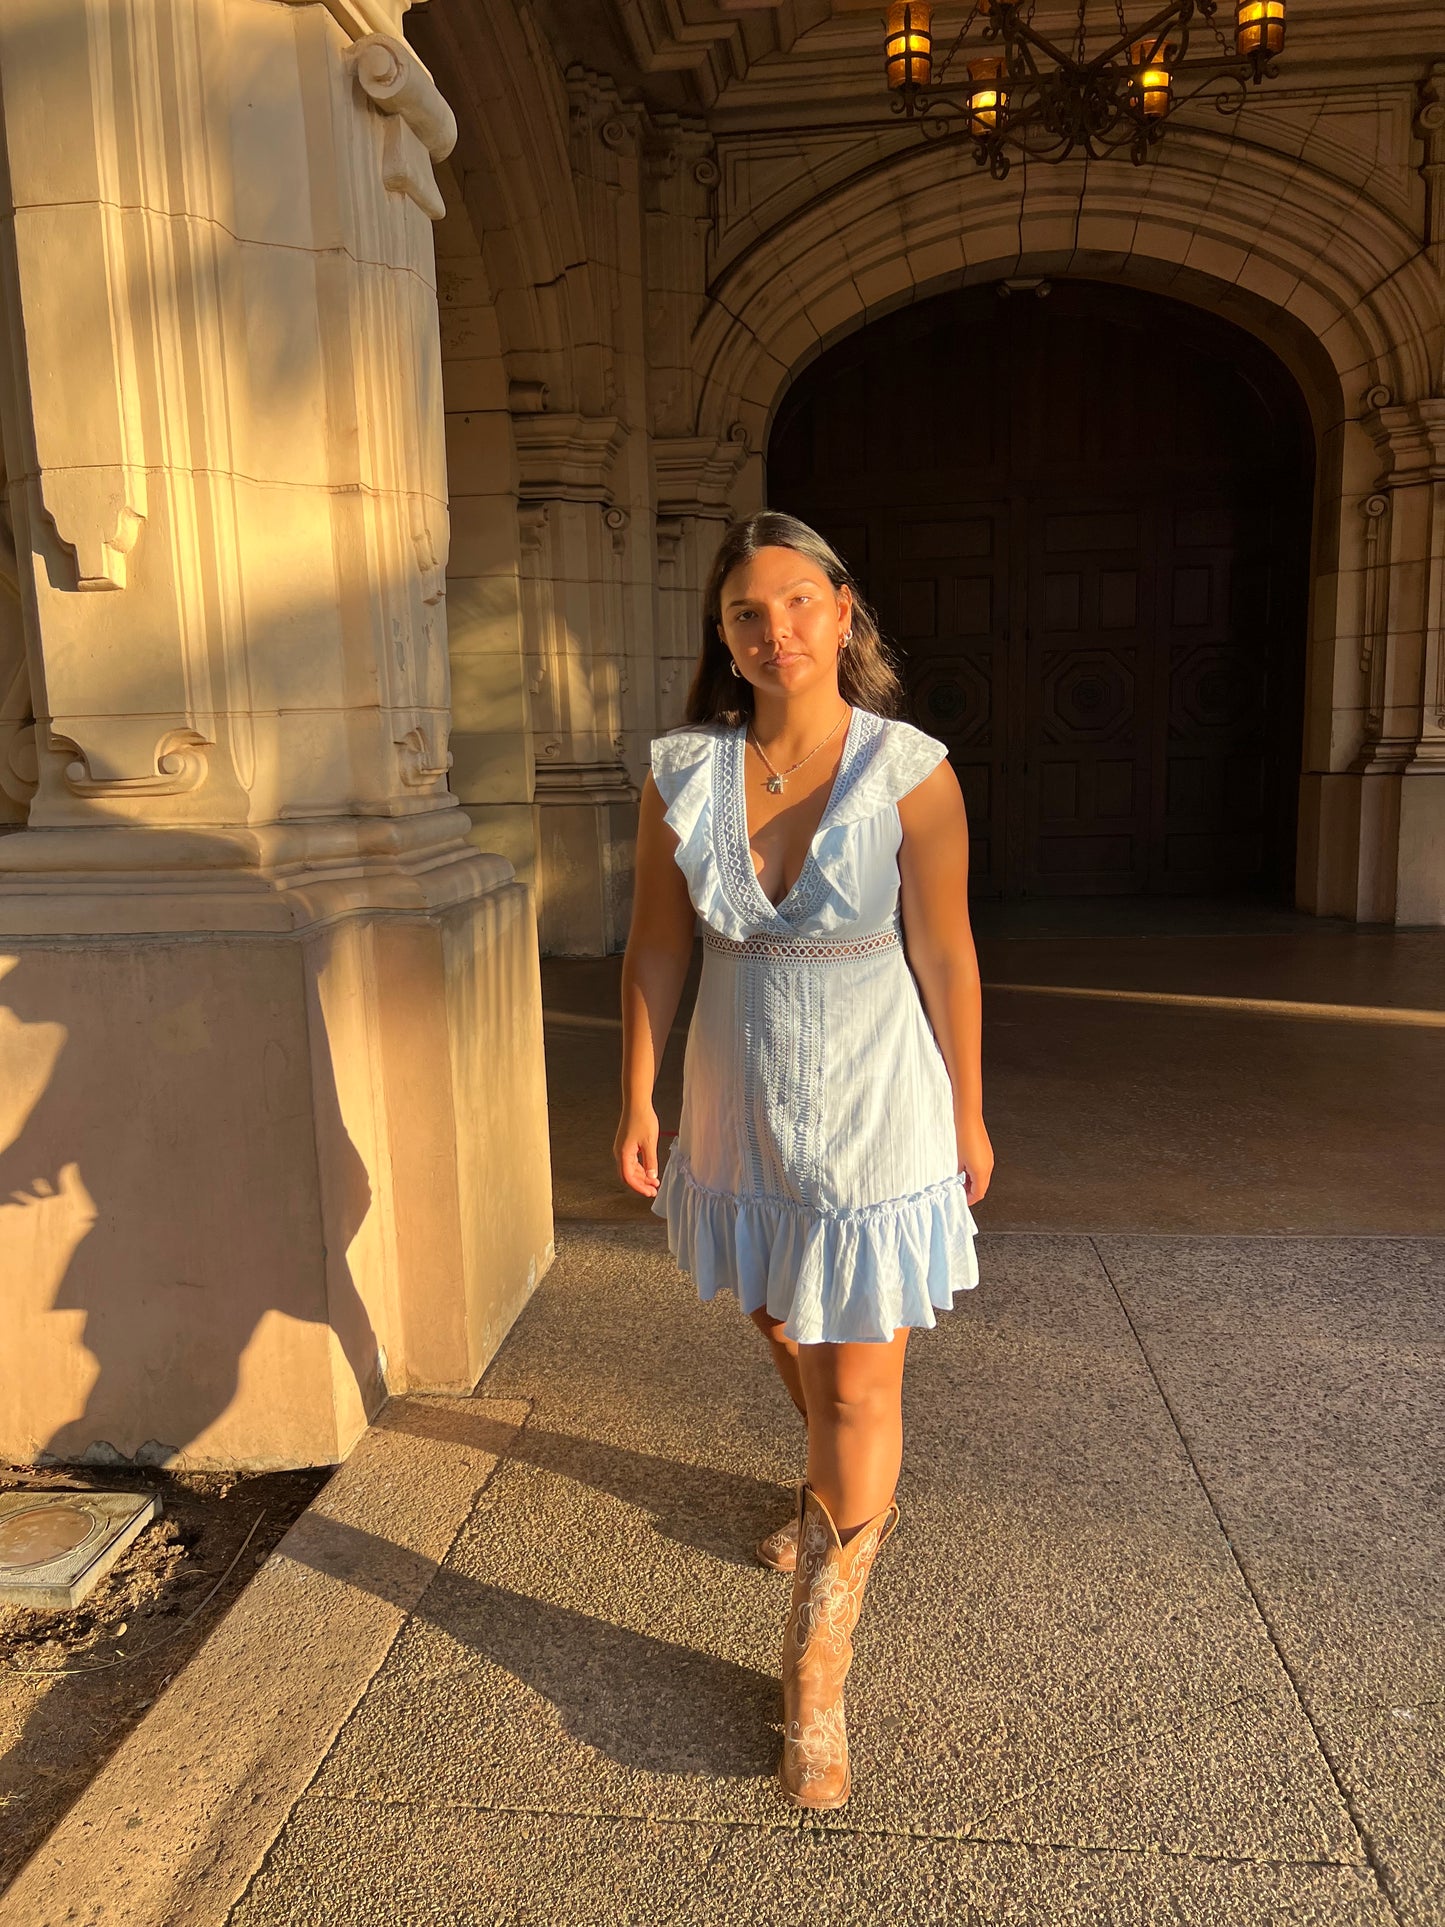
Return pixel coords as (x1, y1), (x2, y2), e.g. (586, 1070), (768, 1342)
(1343, 395), (1445, 924)
(0, 0), (553, 1468)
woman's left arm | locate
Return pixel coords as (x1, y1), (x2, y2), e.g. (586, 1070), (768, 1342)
(897, 762), (994, 1206)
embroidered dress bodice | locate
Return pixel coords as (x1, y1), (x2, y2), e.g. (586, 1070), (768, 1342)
(648, 709), (979, 1345)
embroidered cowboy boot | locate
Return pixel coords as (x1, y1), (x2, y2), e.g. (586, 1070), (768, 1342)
(777, 1483), (898, 1809)
(760, 1497), (903, 1572)
(755, 1512), (798, 1571)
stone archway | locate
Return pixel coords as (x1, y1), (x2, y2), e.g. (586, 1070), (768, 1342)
(768, 278), (1315, 903)
(689, 135), (1445, 924)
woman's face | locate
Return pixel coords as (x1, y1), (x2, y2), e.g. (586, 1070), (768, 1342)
(717, 545), (853, 701)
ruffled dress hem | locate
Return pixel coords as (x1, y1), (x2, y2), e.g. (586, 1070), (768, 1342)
(653, 1151), (979, 1346)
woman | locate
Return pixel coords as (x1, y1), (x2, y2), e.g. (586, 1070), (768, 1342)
(614, 510), (992, 1810)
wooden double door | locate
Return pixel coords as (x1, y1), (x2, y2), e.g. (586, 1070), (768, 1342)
(769, 281), (1313, 898)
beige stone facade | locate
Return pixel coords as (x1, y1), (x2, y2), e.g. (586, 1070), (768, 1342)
(0, 0), (1441, 1470)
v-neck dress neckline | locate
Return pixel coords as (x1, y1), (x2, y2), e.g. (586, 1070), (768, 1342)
(730, 705), (863, 928)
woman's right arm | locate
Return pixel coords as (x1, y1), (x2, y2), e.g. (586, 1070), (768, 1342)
(614, 772), (697, 1198)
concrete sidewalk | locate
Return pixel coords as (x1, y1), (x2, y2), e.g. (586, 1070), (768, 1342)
(16, 1223), (1437, 1925)
(228, 1228), (1442, 1926)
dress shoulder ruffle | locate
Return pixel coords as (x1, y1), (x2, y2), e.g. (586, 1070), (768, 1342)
(654, 1151), (979, 1344)
(649, 725), (753, 940)
(801, 716), (949, 933)
(647, 715), (951, 940)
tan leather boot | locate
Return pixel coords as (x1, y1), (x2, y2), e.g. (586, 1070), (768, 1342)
(777, 1483), (898, 1809)
(755, 1513), (798, 1571)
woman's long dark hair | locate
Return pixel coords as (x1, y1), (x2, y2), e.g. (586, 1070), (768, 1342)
(684, 511), (904, 727)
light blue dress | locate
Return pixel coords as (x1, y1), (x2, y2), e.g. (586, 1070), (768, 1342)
(649, 707), (980, 1344)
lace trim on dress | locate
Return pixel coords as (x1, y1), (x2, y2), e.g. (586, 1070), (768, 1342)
(713, 709), (878, 931)
(649, 725), (754, 943)
(651, 712), (948, 941)
(701, 925), (901, 963)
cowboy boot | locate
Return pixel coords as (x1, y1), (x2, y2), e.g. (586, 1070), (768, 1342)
(755, 1512), (798, 1571)
(758, 1415), (810, 1571)
(777, 1483), (898, 1809)
(760, 1498), (904, 1572)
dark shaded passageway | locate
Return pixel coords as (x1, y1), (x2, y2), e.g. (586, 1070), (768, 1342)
(770, 280), (1314, 905)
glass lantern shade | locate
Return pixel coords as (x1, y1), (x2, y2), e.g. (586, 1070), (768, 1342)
(967, 57), (1007, 137)
(1235, 0), (1285, 57)
(885, 2), (934, 90)
(1130, 40), (1174, 118)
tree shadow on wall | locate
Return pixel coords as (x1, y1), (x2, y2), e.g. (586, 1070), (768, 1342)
(0, 936), (382, 1471)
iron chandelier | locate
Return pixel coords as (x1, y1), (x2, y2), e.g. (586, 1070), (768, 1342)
(884, 0), (1286, 175)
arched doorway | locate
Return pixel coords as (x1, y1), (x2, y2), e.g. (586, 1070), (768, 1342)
(769, 280), (1315, 901)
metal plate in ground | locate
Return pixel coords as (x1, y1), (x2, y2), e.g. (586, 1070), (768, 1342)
(0, 1489), (161, 1610)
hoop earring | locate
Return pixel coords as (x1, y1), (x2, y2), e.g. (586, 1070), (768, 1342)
(729, 659), (742, 678)
(840, 630), (853, 649)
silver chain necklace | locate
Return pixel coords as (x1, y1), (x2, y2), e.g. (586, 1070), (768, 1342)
(747, 708), (849, 794)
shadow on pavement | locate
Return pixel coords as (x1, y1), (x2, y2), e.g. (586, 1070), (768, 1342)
(281, 1504), (778, 1780)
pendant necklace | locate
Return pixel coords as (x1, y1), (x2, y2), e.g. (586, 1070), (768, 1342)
(748, 708), (849, 794)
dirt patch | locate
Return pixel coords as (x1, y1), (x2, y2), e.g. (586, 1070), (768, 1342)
(0, 1459), (330, 1892)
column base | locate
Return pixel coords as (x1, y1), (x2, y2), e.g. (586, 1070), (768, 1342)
(0, 827), (553, 1469)
(1298, 768), (1445, 926)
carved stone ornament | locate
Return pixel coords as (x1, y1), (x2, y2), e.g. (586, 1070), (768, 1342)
(58, 731), (209, 800)
(396, 724), (453, 786)
(652, 434), (749, 519)
(347, 34), (458, 221)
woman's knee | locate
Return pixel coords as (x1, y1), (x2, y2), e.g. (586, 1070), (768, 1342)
(749, 1305), (795, 1351)
(803, 1355), (902, 1426)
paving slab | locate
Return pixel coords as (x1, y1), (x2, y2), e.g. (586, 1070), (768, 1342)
(1097, 1234), (1445, 1921)
(1097, 1234), (1445, 1342)
(231, 1799), (1394, 1927)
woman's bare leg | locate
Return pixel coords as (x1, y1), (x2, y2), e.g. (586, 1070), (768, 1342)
(796, 1331), (910, 1539)
(749, 1305), (807, 1419)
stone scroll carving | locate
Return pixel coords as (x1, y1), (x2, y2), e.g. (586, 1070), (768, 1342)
(347, 35), (457, 220)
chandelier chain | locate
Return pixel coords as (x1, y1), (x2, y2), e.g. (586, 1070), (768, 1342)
(933, 1), (980, 87)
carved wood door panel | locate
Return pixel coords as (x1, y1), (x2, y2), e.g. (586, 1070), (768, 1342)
(1024, 504), (1151, 894)
(890, 509), (1011, 895)
(768, 280), (1312, 900)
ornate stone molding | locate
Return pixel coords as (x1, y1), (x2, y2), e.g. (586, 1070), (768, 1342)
(1356, 396), (1445, 766)
(513, 414), (627, 505)
(57, 731), (209, 800)
(1417, 62), (1445, 272)
(1366, 394), (1445, 480)
(652, 431), (749, 519)
(532, 760), (637, 807)
(6, 6), (149, 593)
(1357, 492), (1391, 741)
